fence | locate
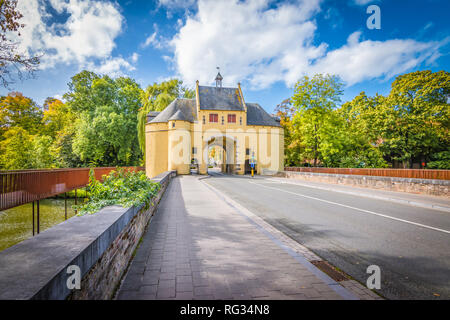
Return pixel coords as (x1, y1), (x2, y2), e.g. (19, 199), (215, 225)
(284, 167), (450, 180)
(0, 167), (144, 211)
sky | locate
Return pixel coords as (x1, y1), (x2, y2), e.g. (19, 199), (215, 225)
(1, 0), (449, 113)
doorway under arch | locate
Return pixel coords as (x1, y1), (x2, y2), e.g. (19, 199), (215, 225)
(204, 135), (236, 175)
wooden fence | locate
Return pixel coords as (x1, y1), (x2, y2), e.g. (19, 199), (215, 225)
(0, 167), (144, 211)
(284, 167), (450, 180)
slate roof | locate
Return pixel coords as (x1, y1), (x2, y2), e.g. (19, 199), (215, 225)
(246, 103), (282, 127)
(149, 98), (197, 123)
(198, 85), (245, 111)
(147, 90), (281, 127)
(146, 111), (160, 123)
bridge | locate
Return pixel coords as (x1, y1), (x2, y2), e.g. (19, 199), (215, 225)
(1, 163), (448, 300)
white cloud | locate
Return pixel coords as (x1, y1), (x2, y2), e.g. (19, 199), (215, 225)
(170, 0), (323, 88)
(310, 32), (441, 86)
(86, 57), (135, 78)
(352, 0), (379, 5)
(168, 0), (445, 89)
(159, 0), (197, 9)
(142, 31), (157, 48)
(16, 0), (133, 75)
(131, 52), (139, 63)
(141, 24), (165, 49)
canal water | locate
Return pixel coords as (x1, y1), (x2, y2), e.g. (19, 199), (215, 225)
(0, 199), (78, 252)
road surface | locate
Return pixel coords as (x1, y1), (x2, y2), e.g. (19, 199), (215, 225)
(204, 173), (450, 300)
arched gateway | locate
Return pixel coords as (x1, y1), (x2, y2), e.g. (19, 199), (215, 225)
(145, 73), (284, 177)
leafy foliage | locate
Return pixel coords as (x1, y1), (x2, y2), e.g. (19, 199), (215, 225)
(65, 71), (143, 166)
(291, 74), (344, 166)
(137, 79), (195, 154)
(0, 72), (194, 169)
(0, 92), (43, 136)
(427, 151), (450, 169)
(0, 126), (34, 169)
(74, 168), (160, 216)
(281, 70), (449, 168)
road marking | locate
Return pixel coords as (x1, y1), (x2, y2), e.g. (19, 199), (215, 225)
(248, 181), (450, 235)
(264, 178), (450, 213)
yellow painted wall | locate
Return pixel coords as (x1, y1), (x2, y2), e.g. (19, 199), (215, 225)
(168, 120), (191, 175)
(145, 122), (168, 178)
(145, 102), (284, 177)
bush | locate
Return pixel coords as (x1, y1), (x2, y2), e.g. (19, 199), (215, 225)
(427, 151), (450, 169)
(74, 168), (160, 215)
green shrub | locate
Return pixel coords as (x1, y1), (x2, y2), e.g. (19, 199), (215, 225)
(74, 168), (160, 215)
(427, 151), (450, 169)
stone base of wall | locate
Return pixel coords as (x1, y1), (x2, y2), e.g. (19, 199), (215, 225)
(68, 171), (174, 300)
(278, 171), (449, 197)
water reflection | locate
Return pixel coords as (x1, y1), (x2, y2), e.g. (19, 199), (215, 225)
(0, 198), (78, 252)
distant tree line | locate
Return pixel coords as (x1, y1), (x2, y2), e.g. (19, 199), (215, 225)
(277, 71), (449, 169)
(0, 71), (193, 170)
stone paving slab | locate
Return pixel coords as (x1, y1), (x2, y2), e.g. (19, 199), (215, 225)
(116, 176), (360, 300)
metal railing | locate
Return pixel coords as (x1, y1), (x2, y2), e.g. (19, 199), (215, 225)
(0, 167), (144, 211)
(284, 167), (450, 180)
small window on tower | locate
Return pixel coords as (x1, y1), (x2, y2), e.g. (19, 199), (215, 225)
(240, 117), (242, 125)
(228, 114), (236, 123)
(172, 122), (175, 128)
(209, 113), (218, 123)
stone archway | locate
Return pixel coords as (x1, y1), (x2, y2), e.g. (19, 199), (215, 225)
(202, 135), (236, 174)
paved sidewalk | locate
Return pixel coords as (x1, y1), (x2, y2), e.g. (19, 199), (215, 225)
(116, 176), (359, 300)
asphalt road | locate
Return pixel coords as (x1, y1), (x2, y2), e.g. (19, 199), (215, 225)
(204, 173), (450, 300)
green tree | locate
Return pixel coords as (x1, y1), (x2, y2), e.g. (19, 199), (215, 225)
(291, 74), (344, 166)
(378, 70), (449, 168)
(42, 98), (74, 138)
(137, 79), (194, 154)
(0, 92), (43, 137)
(49, 124), (82, 168)
(275, 98), (303, 166)
(427, 150), (450, 169)
(32, 134), (54, 169)
(39, 97), (81, 168)
(65, 71), (143, 166)
(337, 92), (387, 168)
(0, 126), (34, 169)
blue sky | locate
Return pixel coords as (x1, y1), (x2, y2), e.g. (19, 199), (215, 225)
(1, 0), (449, 113)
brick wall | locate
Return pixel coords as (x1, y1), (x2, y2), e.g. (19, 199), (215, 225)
(279, 171), (449, 197)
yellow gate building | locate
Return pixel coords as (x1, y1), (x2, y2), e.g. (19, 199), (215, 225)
(145, 73), (284, 178)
